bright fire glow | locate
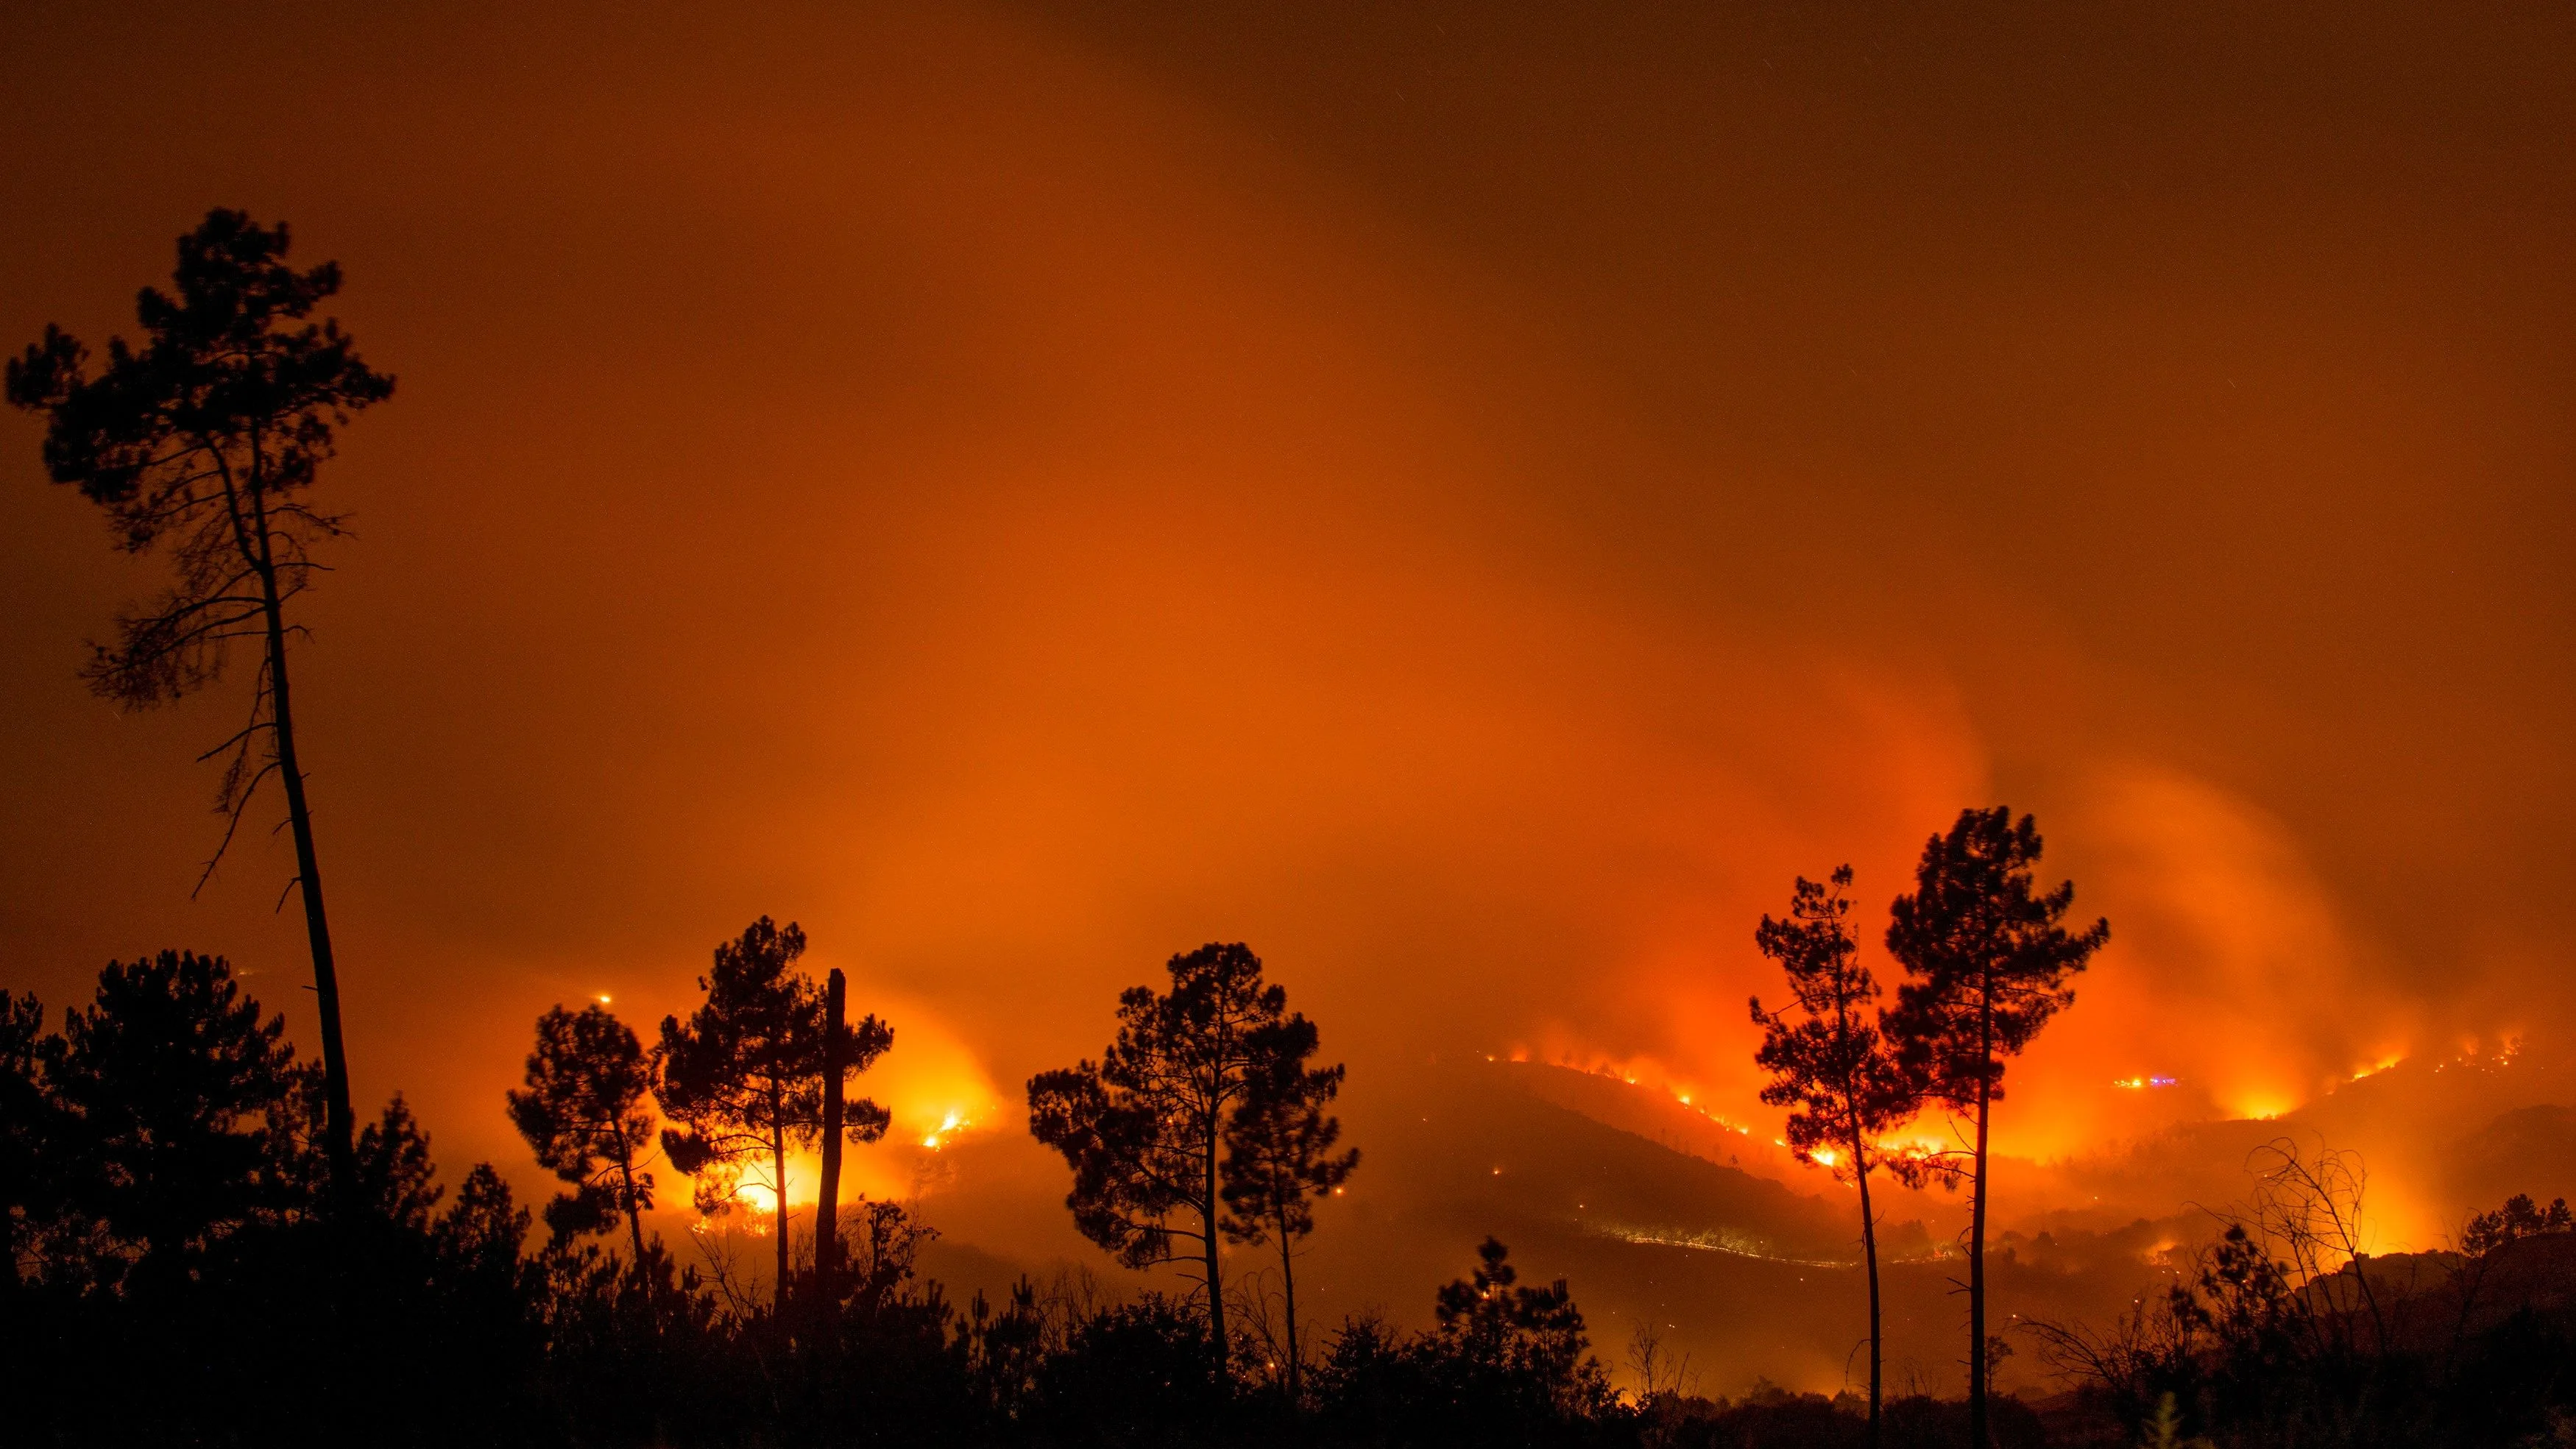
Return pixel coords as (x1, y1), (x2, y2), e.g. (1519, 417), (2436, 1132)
(921, 1109), (969, 1150)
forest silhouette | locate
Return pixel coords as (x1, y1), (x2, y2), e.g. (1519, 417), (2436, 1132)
(8, 212), (2576, 1449)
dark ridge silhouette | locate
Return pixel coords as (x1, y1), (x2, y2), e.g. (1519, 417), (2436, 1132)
(1434, 1061), (1863, 1262)
(2029, 1163), (2576, 1448)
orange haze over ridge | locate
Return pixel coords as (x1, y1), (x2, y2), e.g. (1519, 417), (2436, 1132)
(4, 0), (2573, 1357)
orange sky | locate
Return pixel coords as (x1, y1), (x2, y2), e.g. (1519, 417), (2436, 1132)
(4, 0), (2572, 1302)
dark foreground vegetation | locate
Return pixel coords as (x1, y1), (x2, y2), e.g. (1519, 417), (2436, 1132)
(8, 952), (2575, 1449)
(2031, 1173), (2576, 1449)
(0, 950), (1692, 1448)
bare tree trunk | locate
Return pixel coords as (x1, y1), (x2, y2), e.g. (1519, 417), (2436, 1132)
(252, 515), (355, 1204)
(618, 1141), (648, 1268)
(1204, 1122), (1226, 1381)
(1855, 1130), (1882, 1448)
(1968, 991), (1994, 1449)
(1279, 1226), (1301, 1405)
(817, 968), (847, 1305)
(773, 1118), (791, 1317)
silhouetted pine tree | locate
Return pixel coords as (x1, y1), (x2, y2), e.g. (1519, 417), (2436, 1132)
(809, 966), (894, 1307)
(1429, 1236), (1611, 1418)
(1027, 940), (1298, 1382)
(509, 1003), (662, 1263)
(1220, 1013), (1357, 1403)
(50, 950), (297, 1280)
(7, 213), (394, 1200)
(1751, 863), (1918, 1447)
(656, 917), (891, 1314)
(1882, 807), (2107, 1448)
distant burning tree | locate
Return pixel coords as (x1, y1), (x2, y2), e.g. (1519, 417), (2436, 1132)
(1749, 864), (1919, 1447)
(1883, 807), (2108, 1448)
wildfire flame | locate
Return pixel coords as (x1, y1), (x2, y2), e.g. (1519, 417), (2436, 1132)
(731, 1179), (782, 1219)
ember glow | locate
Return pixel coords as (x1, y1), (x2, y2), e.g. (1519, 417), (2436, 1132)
(729, 1181), (782, 1221)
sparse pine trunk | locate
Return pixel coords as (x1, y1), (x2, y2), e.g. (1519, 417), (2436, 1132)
(1968, 985), (1994, 1449)
(773, 1113), (791, 1316)
(1879, 810), (2106, 1447)
(617, 1139), (648, 1267)
(250, 478), (356, 1203)
(1279, 1222), (1302, 1404)
(1204, 1110), (1226, 1379)
(817, 968), (847, 1303)
(1854, 1127), (1882, 1447)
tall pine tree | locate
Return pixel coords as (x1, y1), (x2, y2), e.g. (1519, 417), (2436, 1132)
(1028, 941), (1299, 1380)
(9, 212), (394, 1201)
(1221, 1016), (1357, 1400)
(1751, 865), (1917, 1446)
(1883, 809), (2107, 1448)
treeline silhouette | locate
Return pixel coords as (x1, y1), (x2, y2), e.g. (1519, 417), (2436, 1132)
(35, 932), (2571, 1449)
(0, 946), (1630, 1448)
(1, 932), (2070, 1449)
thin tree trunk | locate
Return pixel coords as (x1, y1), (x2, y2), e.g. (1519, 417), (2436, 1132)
(1280, 1223), (1301, 1405)
(1204, 1117), (1226, 1381)
(817, 968), (847, 1305)
(773, 1118), (791, 1317)
(1855, 1129), (1881, 1449)
(1968, 991), (1993, 1449)
(618, 1141), (648, 1268)
(250, 494), (356, 1203)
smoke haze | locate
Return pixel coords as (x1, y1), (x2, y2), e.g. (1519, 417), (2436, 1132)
(4, 0), (2570, 1394)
